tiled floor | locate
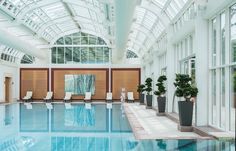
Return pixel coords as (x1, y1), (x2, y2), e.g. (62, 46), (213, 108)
(124, 103), (212, 140)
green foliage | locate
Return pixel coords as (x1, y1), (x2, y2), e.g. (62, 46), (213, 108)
(173, 74), (198, 101)
(137, 84), (145, 93)
(145, 77), (153, 95)
(154, 75), (167, 96)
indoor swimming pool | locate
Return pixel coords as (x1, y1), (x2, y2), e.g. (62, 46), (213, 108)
(0, 103), (235, 151)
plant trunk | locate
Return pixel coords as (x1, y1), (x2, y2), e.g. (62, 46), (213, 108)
(146, 95), (152, 107)
(157, 96), (166, 113)
(178, 101), (193, 126)
(139, 93), (145, 104)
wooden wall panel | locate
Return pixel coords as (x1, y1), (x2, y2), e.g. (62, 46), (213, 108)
(20, 69), (49, 100)
(112, 69), (140, 100)
(52, 69), (108, 100)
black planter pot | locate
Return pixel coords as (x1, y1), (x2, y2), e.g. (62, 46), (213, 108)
(146, 95), (152, 108)
(178, 101), (193, 126)
(157, 96), (166, 113)
(139, 93), (145, 104)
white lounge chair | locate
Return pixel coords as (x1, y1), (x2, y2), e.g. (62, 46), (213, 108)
(106, 92), (112, 102)
(44, 92), (53, 102)
(64, 92), (72, 109)
(64, 92), (72, 102)
(22, 91), (33, 102)
(84, 92), (92, 102)
(127, 92), (134, 103)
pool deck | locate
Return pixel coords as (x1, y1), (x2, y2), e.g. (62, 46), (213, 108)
(124, 103), (213, 140)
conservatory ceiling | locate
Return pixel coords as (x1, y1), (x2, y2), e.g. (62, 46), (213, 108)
(0, 0), (190, 62)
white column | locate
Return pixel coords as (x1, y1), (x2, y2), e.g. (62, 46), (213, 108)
(166, 25), (176, 113)
(195, 8), (209, 126)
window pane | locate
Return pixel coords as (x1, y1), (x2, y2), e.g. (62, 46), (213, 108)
(73, 36), (81, 45)
(89, 37), (96, 45)
(57, 47), (64, 64)
(57, 37), (64, 45)
(98, 37), (105, 45)
(52, 47), (57, 63)
(89, 47), (95, 63)
(81, 47), (88, 63)
(212, 18), (217, 66)
(65, 47), (72, 63)
(65, 37), (72, 45)
(96, 47), (103, 63)
(220, 68), (226, 128)
(73, 47), (80, 63)
(230, 4), (236, 62)
(220, 13), (226, 65)
(104, 47), (109, 63)
(212, 69), (217, 125)
(81, 36), (88, 45)
(230, 66), (236, 131)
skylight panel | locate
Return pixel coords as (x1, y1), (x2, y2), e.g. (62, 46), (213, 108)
(90, 11), (98, 21)
(42, 3), (67, 19)
(169, 2), (179, 14)
(152, 0), (166, 7)
(137, 32), (146, 42)
(72, 5), (90, 18)
(174, 0), (184, 9)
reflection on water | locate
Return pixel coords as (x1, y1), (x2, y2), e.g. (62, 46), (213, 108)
(0, 136), (35, 151)
(0, 103), (235, 151)
(64, 105), (95, 127)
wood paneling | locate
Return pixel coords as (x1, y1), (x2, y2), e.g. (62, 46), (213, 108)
(112, 69), (140, 100)
(20, 69), (49, 100)
(52, 69), (108, 100)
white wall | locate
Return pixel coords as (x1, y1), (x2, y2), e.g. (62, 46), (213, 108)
(0, 62), (19, 102)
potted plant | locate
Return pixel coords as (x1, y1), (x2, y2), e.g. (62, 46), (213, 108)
(174, 74), (198, 128)
(145, 77), (153, 109)
(137, 84), (145, 105)
(154, 75), (167, 115)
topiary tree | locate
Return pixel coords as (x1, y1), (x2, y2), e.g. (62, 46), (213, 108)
(145, 77), (153, 95)
(174, 74), (198, 101)
(137, 84), (145, 93)
(154, 75), (167, 96)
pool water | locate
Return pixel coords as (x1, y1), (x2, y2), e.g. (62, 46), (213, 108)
(0, 103), (235, 151)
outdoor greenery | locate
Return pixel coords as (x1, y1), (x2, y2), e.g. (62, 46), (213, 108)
(145, 77), (153, 95)
(174, 74), (198, 101)
(154, 75), (167, 96)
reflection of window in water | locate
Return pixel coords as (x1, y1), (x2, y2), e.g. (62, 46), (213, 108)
(4, 105), (13, 125)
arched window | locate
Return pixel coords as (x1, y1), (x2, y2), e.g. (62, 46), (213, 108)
(126, 50), (138, 59)
(51, 32), (110, 64)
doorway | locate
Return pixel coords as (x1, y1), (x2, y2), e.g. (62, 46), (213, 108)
(5, 77), (11, 103)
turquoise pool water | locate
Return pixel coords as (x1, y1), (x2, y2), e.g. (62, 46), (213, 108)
(0, 103), (235, 151)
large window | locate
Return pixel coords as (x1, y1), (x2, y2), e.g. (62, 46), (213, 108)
(221, 13), (226, 65)
(230, 66), (236, 131)
(51, 32), (110, 64)
(231, 4), (236, 62)
(209, 3), (236, 131)
(230, 4), (236, 131)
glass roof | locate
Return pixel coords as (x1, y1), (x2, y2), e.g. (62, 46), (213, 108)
(0, 0), (114, 47)
(0, 43), (26, 63)
(0, 0), (189, 60)
(127, 0), (189, 54)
